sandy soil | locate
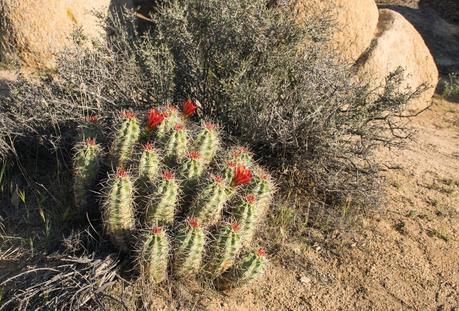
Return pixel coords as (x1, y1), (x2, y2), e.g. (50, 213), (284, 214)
(188, 97), (458, 311)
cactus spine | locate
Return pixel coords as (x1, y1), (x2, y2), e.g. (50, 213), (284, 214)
(104, 169), (135, 252)
(174, 218), (206, 277)
(145, 170), (178, 225)
(139, 226), (170, 284)
(138, 143), (160, 187)
(179, 151), (205, 187)
(111, 111), (140, 167)
(207, 223), (242, 276)
(73, 138), (102, 209)
(78, 115), (103, 142)
(227, 146), (253, 167)
(164, 124), (188, 164)
(156, 105), (181, 141)
(216, 248), (267, 290)
(189, 175), (229, 226)
(194, 122), (220, 165)
(250, 166), (275, 210)
(234, 194), (261, 245)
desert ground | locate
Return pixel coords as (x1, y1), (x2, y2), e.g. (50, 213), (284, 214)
(0, 1), (458, 310)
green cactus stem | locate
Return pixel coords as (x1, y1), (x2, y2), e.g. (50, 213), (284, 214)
(78, 115), (103, 142)
(207, 223), (242, 276)
(226, 146), (253, 167)
(249, 166), (275, 210)
(193, 122), (220, 165)
(138, 143), (160, 188)
(163, 123), (188, 165)
(111, 111), (140, 167)
(103, 168), (135, 252)
(234, 194), (260, 245)
(189, 175), (229, 226)
(216, 248), (267, 290)
(174, 218), (206, 277)
(156, 104), (182, 141)
(139, 226), (170, 284)
(145, 170), (178, 225)
(179, 151), (205, 190)
(73, 138), (102, 209)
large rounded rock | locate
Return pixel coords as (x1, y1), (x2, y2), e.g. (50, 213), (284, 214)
(355, 9), (439, 112)
(0, 0), (118, 68)
(294, 0), (379, 62)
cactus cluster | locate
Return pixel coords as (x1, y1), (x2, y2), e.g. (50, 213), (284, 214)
(72, 99), (274, 290)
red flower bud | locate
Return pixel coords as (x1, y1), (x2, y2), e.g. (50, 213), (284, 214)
(230, 223), (240, 233)
(182, 99), (197, 117)
(187, 151), (201, 160)
(174, 124), (184, 131)
(256, 247), (266, 257)
(213, 175), (223, 183)
(143, 142), (153, 151)
(85, 138), (96, 146)
(151, 226), (162, 235)
(86, 115), (98, 124)
(147, 108), (165, 129)
(122, 111), (136, 120)
(188, 217), (201, 229)
(162, 170), (174, 180)
(232, 165), (252, 186)
(245, 194), (257, 204)
(117, 168), (128, 177)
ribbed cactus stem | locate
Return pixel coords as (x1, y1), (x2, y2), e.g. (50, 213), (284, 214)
(250, 166), (275, 210)
(156, 105), (181, 141)
(111, 111), (140, 167)
(194, 122), (220, 165)
(174, 218), (206, 277)
(104, 168), (135, 252)
(138, 143), (160, 186)
(227, 146), (253, 167)
(190, 175), (229, 226)
(78, 115), (102, 142)
(73, 138), (102, 209)
(139, 226), (170, 284)
(234, 194), (260, 245)
(179, 151), (205, 186)
(145, 170), (178, 225)
(216, 248), (267, 290)
(207, 223), (242, 276)
(164, 124), (188, 164)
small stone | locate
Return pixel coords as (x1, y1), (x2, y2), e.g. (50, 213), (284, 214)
(300, 275), (311, 284)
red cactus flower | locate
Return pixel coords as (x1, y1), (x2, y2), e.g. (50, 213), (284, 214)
(151, 226), (162, 235)
(122, 110), (136, 120)
(182, 99), (197, 117)
(232, 165), (252, 186)
(85, 138), (96, 146)
(245, 194), (257, 204)
(147, 108), (165, 129)
(231, 223), (240, 233)
(86, 115), (98, 124)
(188, 217), (201, 229)
(117, 168), (128, 177)
(143, 142), (153, 151)
(256, 247), (266, 257)
(188, 151), (201, 160)
(226, 161), (236, 169)
(174, 124), (184, 131)
(162, 170), (174, 180)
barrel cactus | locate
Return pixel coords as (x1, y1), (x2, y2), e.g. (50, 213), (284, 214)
(72, 100), (276, 290)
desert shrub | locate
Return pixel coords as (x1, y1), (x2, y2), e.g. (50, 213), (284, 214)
(0, 0), (423, 233)
(442, 73), (459, 99)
